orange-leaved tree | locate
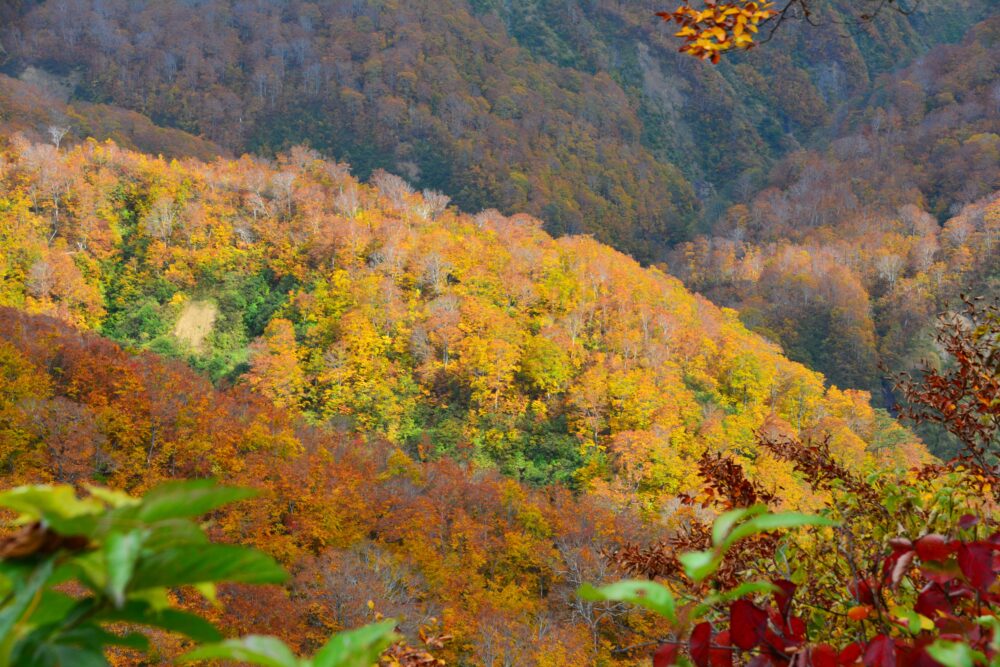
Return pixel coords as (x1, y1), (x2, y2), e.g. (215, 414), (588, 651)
(658, 0), (921, 62)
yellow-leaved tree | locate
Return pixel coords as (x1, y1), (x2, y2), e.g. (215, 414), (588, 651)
(659, 0), (921, 61)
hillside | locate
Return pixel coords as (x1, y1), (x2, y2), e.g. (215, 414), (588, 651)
(0, 306), (638, 664)
(0, 3), (997, 664)
(0, 132), (942, 664)
(3, 7), (995, 414)
(667, 16), (1000, 450)
(471, 0), (994, 202)
(0, 72), (227, 162)
(1, 0), (993, 261)
(0, 136), (926, 512)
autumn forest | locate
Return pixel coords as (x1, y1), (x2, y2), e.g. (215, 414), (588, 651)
(0, 0), (998, 665)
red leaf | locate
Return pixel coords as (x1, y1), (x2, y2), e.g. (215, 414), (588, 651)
(811, 644), (838, 667)
(915, 584), (952, 618)
(787, 615), (807, 642)
(958, 542), (995, 591)
(773, 579), (796, 617)
(654, 643), (680, 667)
(839, 641), (864, 665)
(899, 646), (947, 667)
(762, 628), (788, 657)
(731, 600), (767, 650)
(848, 578), (876, 605)
(958, 514), (978, 530)
(711, 630), (733, 667)
(691, 622), (712, 667)
(920, 558), (963, 585)
(915, 534), (955, 562)
(863, 635), (897, 667)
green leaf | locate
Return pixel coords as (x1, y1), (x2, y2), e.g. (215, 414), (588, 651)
(679, 550), (719, 582)
(130, 544), (287, 590)
(577, 580), (677, 623)
(24, 590), (78, 626)
(194, 582), (218, 606)
(892, 606), (924, 636)
(179, 635), (300, 667)
(54, 624), (150, 652)
(0, 557), (55, 640)
(148, 609), (224, 643)
(104, 531), (146, 608)
(133, 480), (256, 523)
(723, 512), (837, 549)
(128, 586), (171, 612)
(70, 551), (107, 593)
(84, 486), (138, 509)
(13, 641), (109, 667)
(311, 619), (399, 667)
(97, 602), (222, 643)
(0, 486), (103, 535)
(711, 506), (762, 546)
(140, 519), (210, 550)
(721, 580), (781, 598)
(0, 559), (32, 595)
(926, 640), (984, 667)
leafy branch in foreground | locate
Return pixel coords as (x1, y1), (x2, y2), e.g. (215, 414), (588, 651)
(0, 480), (398, 666)
(582, 300), (1000, 665)
(580, 507), (835, 666)
(893, 295), (1000, 494)
(658, 0), (923, 62)
(582, 500), (1000, 665)
(657, 1), (777, 62)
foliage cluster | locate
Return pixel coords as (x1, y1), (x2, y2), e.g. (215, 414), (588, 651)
(0, 137), (928, 507)
(0, 306), (645, 664)
(0, 0), (704, 259)
(0, 135), (991, 664)
(582, 299), (1000, 665)
(2, 0), (992, 260)
(0, 480), (399, 667)
(657, 1), (777, 62)
(670, 15), (1000, 424)
(0, 295), (995, 664)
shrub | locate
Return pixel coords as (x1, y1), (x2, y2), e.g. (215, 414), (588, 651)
(0, 480), (397, 666)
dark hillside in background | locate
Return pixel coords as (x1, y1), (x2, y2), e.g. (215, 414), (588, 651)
(1, 0), (992, 259)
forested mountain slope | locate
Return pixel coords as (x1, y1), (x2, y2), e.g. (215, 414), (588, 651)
(0, 4), (993, 661)
(471, 0), (994, 207)
(2, 3), (995, 405)
(668, 16), (1000, 448)
(0, 137), (927, 510)
(0, 306), (636, 664)
(1, 0), (992, 260)
(0, 72), (227, 161)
